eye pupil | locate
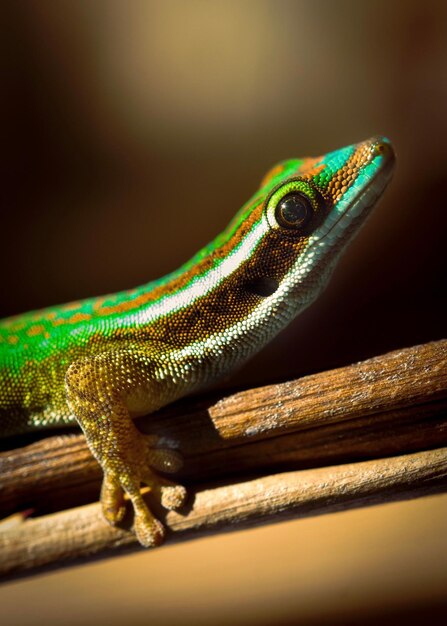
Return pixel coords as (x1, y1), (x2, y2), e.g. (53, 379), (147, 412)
(277, 193), (312, 229)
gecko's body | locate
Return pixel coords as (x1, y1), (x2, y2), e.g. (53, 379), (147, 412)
(0, 137), (395, 545)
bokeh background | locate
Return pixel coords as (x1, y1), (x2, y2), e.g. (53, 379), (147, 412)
(1, 1), (446, 624)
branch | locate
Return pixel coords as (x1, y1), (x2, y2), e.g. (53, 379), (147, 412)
(0, 339), (446, 579)
(1, 447), (446, 580)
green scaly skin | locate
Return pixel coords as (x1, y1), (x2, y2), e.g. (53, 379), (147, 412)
(0, 137), (395, 546)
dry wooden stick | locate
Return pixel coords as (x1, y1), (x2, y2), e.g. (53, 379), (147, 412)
(1, 447), (446, 581)
(209, 339), (447, 438)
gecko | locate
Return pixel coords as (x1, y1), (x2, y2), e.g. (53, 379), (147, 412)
(0, 137), (395, 546)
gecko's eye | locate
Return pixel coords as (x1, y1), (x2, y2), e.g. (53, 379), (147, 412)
(276, 193), (313, 230)
(265, 179), (320, 236)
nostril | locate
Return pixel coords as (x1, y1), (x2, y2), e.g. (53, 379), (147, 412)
(376, 143), (387, 154)
(371, 139), (394, 158)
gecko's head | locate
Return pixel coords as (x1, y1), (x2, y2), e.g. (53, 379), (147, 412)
(221, 136), (395, 311)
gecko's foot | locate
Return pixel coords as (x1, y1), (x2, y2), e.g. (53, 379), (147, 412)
(99, 446), (187, 547)
(134, 510), (165, 548)
(133, 474), (187, 546)
(101, 471), (168, 546)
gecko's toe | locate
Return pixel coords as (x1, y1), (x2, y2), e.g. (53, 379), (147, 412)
(160, 484), (187, 510)
(134, 511), (165, 547)
(101, 473), (126, 524)
(141, 469), (188, 511)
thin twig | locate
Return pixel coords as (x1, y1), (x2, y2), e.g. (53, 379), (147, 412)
(1, 447), (446, 581)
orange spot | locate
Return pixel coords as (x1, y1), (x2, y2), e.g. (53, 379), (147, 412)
(97, 293), (150, 317)
(51, 312), (91, 326)
(61, 301), (82, 311)
(67, 312), (92, 323)
(7, 335), (19, 345)
(93, 296), (108, 311)
(261, 163), (284, 187)
(27, 324), (46, 337)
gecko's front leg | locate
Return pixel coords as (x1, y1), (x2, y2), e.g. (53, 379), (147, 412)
(65, 349), (187, 546)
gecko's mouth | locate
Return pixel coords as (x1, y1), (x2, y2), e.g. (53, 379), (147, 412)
(311, 138), (396, 248)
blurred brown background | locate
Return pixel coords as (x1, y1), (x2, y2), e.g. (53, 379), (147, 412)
(1, 1), (446, 624)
